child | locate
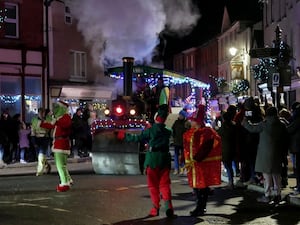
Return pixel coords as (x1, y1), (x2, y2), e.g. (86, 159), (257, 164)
(19, 122), (31, 163)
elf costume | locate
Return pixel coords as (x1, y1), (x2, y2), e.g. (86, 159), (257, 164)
(183, 104), (222, 216)
(41, 100), (73, 192)
(118, 104), (174, 218)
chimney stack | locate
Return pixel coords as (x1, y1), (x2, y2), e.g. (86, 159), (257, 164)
(122, 57), (134, 96)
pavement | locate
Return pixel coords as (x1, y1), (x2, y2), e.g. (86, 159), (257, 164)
(1, 156), (300, 208)
(0, 157), (93, 176)
(221, 171), (300, 207)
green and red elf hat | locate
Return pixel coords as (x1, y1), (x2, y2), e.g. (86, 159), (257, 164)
(155, 104), (169, 123)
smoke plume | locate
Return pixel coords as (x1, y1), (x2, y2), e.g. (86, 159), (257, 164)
(67, 0), (200, 68)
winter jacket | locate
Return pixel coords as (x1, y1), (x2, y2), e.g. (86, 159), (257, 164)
(171, 118), (187, 147)
(287, 116), (300, 153)
(242, 116), (288, 174)
(125, 122), (172, 169)
(217, 120), (237, 162)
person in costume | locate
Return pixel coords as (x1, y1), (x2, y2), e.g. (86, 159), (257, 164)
(149, 77), (170, 123)
(40, 101), (73, 192)
(117, 104), (174, 218)
(183, 104), (222, 216)
(31, 107), (51, 176)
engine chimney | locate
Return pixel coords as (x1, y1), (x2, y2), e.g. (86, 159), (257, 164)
(122, 57), (134, 96)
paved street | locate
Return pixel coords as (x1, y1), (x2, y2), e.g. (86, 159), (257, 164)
(0, 158), (300, 225)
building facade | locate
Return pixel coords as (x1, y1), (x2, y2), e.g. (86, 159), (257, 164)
(263, 0), (300, 106)
(47, 1), (114, 115)
(171, 6), (262, 112)
(0, 0), (44, 123)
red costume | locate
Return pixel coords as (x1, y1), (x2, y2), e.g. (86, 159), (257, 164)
(41, 101), (73, 192)
(183, 104), (222, 216)
(184, 127), (221, 188)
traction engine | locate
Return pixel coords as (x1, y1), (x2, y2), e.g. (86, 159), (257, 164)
(90, 57), (149, 175)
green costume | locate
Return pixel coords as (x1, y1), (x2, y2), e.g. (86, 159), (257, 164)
(125, 123), (172, 169)
(121, 104), (174, 217)
(40, 101), (73, 192)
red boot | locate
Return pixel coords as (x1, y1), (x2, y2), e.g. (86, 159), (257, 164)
(56, 185), (70, 192)
(148, 206), (159, 217)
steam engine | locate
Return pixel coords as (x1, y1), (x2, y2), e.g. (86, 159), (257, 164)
(90, 57), (149, 175)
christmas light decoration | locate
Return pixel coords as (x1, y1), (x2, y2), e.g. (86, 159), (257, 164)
(231, 79), (250, 95)
(209, 75), (227, 89)
(107, 66), (209, 89)
(0, 8), (7, 29)
(90, 119), (149, 135)
(252, 58), (277, 82)
(0, 95), (21, 104)
(278, 41), (291, 66)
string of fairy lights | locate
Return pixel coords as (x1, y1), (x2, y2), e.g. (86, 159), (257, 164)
(109, 73), (209, 89)
(0, 8), (7, 29)
(0, 95), (41, 104)
(90, 118), (149, 134)
(209, 75), (250, 95)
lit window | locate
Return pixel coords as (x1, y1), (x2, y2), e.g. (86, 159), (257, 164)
(4, 2), (19, 38)
(69, 50), (87, 81)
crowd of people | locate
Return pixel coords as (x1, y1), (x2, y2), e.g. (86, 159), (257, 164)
(216, 99), (300, 201)
(0, 103), (94, 168)
(159, 96), (300, 217)
(207, 97), (300, 204)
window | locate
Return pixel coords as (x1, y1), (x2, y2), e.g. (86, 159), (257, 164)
(4, 2), (19, 38)
(0, 75), (21, 117)
(25, 77), (41, 123)
(65, 5), (72, 24)
(69, 50), (87, 81)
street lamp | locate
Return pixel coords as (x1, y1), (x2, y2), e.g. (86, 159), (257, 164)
(229, 47), (246, 60)
(229, 47), (238, 57)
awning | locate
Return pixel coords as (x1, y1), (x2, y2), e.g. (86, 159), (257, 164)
(60, 86), (113, 100)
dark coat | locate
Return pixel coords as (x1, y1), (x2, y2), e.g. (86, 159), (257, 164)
(71, 114), (89, 140)
(242, 116), (288, 174)
(171, 118), (187, 147)
(287, 116), (300, 153)
(217, 120), (237, 162)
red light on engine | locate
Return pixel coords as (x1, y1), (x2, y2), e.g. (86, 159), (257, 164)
(114, 105), (124, 116)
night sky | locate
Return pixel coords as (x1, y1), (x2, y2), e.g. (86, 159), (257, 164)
(162, 0), (263, 57)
